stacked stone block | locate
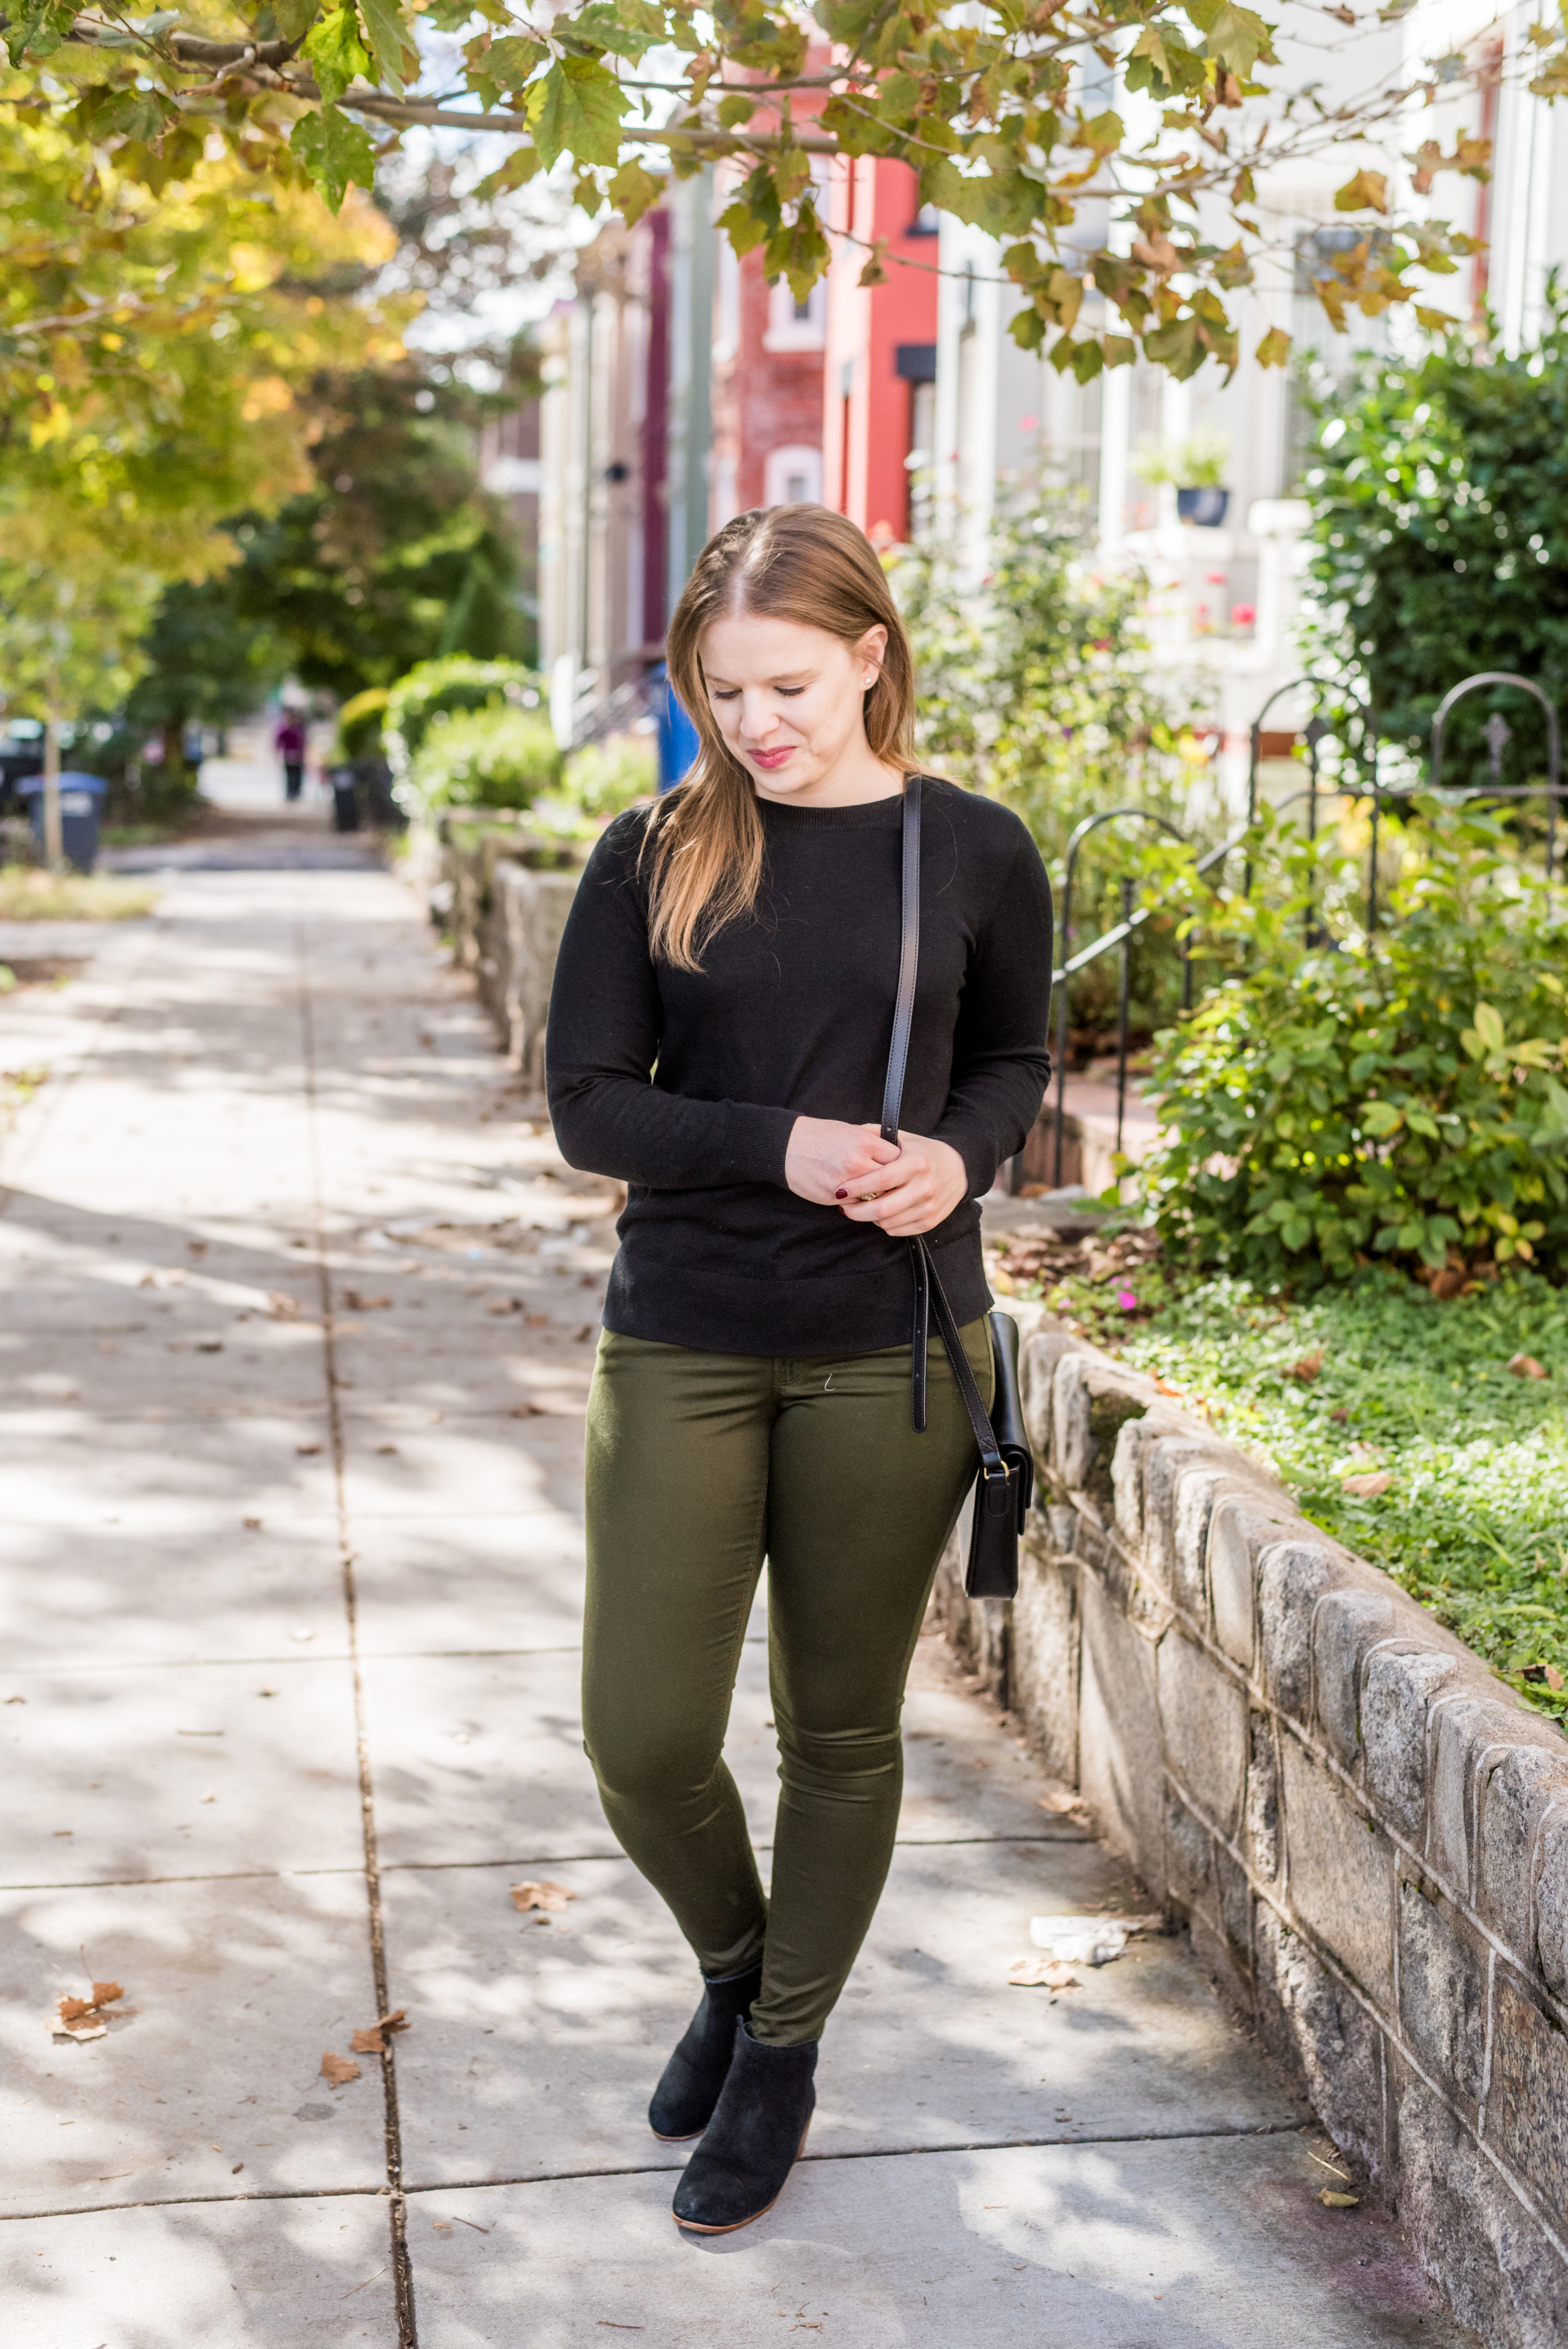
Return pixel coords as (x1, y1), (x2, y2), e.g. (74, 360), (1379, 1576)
(932, 1306), (1568, 2349)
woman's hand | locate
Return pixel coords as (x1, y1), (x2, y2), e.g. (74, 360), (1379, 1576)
(784, 1115), (902, 1206)
(836, 1128), (969, 1238)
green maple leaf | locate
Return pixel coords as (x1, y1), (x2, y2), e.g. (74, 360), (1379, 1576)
(1254, 324), (1292, 366)
(290, 101), (377, 211)
(608, 157), (664, 225)
(4, 0), (76, 65)
(358, 0), (410, 93)
(272, 0), (320, 38)
(527, 56), (625, 170)
(470, 33), (546, 91)
(1185, 0), (1278, 77)
(304, 6), (372, 102)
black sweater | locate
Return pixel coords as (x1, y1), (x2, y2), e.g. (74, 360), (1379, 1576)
(545, 778), (1054, 1356)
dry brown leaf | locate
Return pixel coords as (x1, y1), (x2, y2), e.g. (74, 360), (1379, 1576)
(90, 1981), (123, 2007)
(1547, 1665), (1565, 1692)
(511, 1880), (575, 1913)
(1341, 1470), (1392, 1498)
(1008, 1956), (1079, 1989)
(342, 1289), (391, 1312)
(1318, 2188), (1360, 2208)
(1036, 1791), (1083, 1816)
(53, 1980), (125, 2039)
(1288, 1349), (1324, 1382)
(525, 1312), (549, 1329)
(351, 2026), (387, 2053)
(487, 1297), (522, 1316)
(268, 1292), (301, 1320)
(509, 1402), (542, 1417)
(321, 2051), (361, 2088)
(295, 1442), (322, 1456)
(377, 2007), (410, 2034)
(1507, 1353), (1548, 1380)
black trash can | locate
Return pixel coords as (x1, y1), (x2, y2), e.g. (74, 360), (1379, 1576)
(19, 772), (108, 872)
(328, 765), (362, 833)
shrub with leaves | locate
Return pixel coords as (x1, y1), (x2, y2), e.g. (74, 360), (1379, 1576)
(1133, 800), (1568, 1284)
(386, 656), (544, 777)
(405, 705), (560, 814)
(562, 731), (656, 820)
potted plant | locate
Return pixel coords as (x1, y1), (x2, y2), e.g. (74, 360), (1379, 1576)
(1133, 429), (1231, 526)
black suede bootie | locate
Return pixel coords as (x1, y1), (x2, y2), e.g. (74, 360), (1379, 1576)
(671, 2019), (817, 2233)
(648, 1963), (764, 2142)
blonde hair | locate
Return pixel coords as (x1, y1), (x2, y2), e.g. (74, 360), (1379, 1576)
(647, 505), (918, 971)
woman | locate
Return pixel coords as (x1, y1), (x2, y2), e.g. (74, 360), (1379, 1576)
(546, 505), (1052, 2234)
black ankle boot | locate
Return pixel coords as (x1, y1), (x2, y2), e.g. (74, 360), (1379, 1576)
(648, 1962), (763, 2142)
(671, 2019), (817, 2233)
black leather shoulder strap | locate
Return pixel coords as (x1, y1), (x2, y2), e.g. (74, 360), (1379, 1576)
(880, 775), (1007, 1470)
(879, 774), (921, 1148)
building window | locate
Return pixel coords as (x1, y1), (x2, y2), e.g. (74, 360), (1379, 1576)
(764, 277), (828, 351)
(909, 202), (941, 237)
(764, 444), (824, 506)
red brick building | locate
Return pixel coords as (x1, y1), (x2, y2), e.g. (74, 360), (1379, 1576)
(822, 159), (941, 544)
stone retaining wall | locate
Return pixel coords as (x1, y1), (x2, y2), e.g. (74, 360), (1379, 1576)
(406, 815), (585, 1082)
(934, 1303), (1568, 2349)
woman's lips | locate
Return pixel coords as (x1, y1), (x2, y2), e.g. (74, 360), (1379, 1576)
(746, 745), (794, 771)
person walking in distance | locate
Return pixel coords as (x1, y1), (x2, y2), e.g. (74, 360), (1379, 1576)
(545, 507), (1053, 2234)
(274, 709), (307, 802)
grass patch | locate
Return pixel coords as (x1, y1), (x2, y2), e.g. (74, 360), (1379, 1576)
(0, 865), (159, 920)
(991, 1232), (1568, 1726)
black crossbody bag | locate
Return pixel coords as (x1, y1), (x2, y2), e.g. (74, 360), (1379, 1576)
(879, 776), (1032, 1600)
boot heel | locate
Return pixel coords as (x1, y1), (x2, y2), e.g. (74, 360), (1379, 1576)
(671, 2021), (818, 2235)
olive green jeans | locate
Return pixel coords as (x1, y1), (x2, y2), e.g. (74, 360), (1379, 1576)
(581, 1320), (992, 2046)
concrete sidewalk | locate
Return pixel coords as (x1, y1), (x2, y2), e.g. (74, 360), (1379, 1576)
(0, 861), (1473, 2347)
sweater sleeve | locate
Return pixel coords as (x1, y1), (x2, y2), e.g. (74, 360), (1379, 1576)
(545, 818), (798, 1189)
(931, 829), (1054, 1196)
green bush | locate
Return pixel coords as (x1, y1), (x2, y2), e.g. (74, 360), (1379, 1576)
(562, 731), (656, 818)
(1302, 287), (1568, 792)
(386, 656), (544, 772)
(333, 688), (389, 763)
(1133, 801), (1568, 1284)
(405, 704), (561, 813)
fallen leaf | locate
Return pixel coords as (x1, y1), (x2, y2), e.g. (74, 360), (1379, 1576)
(351, 2026), (387, 2053)
(525, 1312), (549, 1328)
(1319, 2188), (1361, 2208)
(268, 1292), (301, 1319)
(1547, 1665), (1564, 1691)
(321, 2052), (361, 2087)
(53, 1982), (125, 2040)
(1288, 1349), (1324, 1382)
(487, 1297), (522, 1316)
(1507, 1353), (1548, 1379)
(375, 1444), (399, 1456)
(242, 1517), (262, 1531)
(1341, 1470), (1392, 1498)
(296, 1442), (322, 1456)
(342, 1290), (392, 1312)
(377, 2007), (410, 2033)
(232, 2162), (244, 2173)
(511, 1880), (575, 1913)
(509, 1402), (542, 1417)
(1009, 1955), (1080, 1989)
(1037, 1790), (1084, 1816)
(1329, 1405), (1349, 1424)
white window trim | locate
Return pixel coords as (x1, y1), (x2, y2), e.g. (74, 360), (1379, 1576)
(763, 276), (827, 352)
(764, 445), (823, 507)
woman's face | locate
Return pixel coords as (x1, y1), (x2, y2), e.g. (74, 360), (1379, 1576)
(698, 608), (888, 800)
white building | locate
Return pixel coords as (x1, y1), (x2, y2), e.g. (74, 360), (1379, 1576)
(932, 5), (1568, 816)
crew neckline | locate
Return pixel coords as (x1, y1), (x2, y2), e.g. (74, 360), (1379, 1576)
(753, 783), (913, 830)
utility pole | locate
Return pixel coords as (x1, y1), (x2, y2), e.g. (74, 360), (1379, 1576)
(41, 708), (62, 869)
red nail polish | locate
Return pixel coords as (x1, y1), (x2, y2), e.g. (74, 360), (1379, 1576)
(834, 1188), (848, 1199)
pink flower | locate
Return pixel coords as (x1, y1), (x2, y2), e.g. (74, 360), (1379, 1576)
(1117, 1288), (1138, 1310)
(1231, 602), (1256, 627)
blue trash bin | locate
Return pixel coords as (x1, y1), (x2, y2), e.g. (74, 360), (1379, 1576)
(18, 772), (109, 873)
(655, 663), (701, 794)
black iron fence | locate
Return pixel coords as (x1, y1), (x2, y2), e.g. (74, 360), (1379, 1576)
(1034, 668), (1567, 1194)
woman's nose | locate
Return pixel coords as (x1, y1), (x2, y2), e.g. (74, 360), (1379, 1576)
(740, 692), (779, 741)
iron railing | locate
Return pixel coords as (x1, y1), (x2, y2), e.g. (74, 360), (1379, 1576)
(1038, 668), (1566, 1193)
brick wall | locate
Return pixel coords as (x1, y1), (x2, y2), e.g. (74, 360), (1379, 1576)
(934, 1304), (1568, 2349)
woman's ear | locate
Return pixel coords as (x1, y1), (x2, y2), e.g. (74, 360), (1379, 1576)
(856, 624), (889, 692)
